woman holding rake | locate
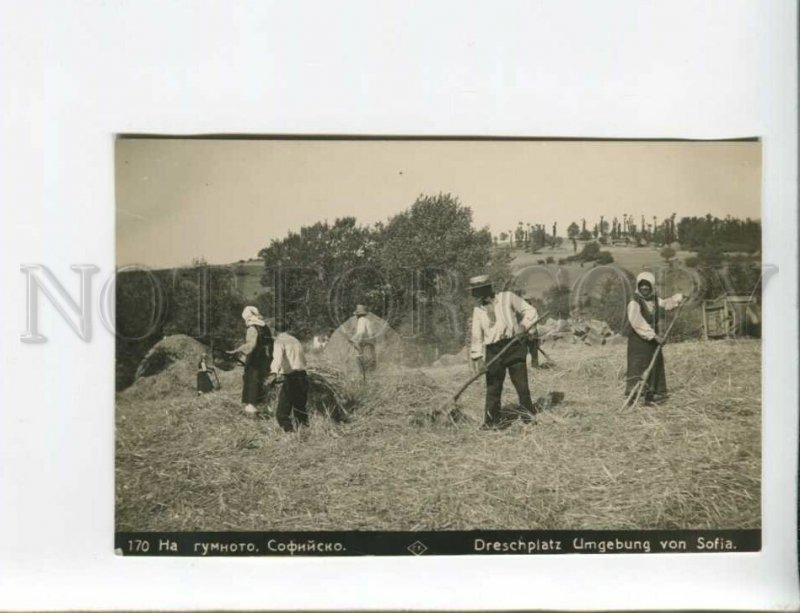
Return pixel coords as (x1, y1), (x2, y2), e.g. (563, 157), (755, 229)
(624, 272), (685, 406)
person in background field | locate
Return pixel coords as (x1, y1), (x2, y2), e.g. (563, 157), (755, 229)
(196, 353), (216, 395)
(267, 317), (310, 433)
(350, 304), (377, 376)
(469, 275), (539, 429)
(311, 333), (329, 353)
(625, 271), (684, 405)
(226, 306), (273, 415)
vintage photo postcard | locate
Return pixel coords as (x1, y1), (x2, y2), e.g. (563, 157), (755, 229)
(115, 137), (762, 557)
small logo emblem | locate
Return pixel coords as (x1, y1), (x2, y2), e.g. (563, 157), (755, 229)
(407, 540), (428, 556)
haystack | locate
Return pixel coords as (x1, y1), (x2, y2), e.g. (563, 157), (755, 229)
(262, 365), (357, 422)
(321, 313), (405, 377)
(127, 334), (209, 399)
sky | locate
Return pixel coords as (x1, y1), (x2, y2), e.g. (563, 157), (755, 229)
(116, 138), (761, 268)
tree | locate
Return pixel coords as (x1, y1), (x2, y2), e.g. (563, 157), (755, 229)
(567, 222), (580, 239)
(258, 217), (377, 337)
(377, 193), (493, 357)
(515, 223), (526, 248)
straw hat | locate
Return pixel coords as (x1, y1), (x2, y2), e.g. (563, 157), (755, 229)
(468, 275), (493, 295)
(353, 304), (369, 316)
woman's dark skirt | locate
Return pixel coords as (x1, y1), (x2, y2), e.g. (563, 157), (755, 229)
(242, 365), (266, 404)
(625, 333), (667, 400)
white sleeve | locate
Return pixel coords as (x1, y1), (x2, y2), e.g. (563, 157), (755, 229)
(270, 340), (284, 374)
(658, 293), (683, 311)
(234, 326), (258, 355)
(470, 310), (485, 359)
(353, 317), (367, 342)
(628, 301), (656, 340)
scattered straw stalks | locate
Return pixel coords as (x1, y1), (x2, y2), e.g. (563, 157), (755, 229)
(116, 338), (761, 532)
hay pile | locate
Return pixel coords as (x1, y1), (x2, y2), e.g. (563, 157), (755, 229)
(127, 334), (209, 399)
(117, 338), (761, 532)
(321, 313), (405, 376)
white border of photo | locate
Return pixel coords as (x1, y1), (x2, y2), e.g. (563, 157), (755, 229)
(0, 0), (797, 610)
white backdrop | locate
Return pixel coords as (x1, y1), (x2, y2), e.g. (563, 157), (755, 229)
(0, 0), (797, 610)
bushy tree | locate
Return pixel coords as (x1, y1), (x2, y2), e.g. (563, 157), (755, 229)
(567, 222), (579, 239)
(258, 217), (378, 336)
(377, 193), (493, 357)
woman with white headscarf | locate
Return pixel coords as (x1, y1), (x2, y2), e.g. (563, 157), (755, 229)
(226, 306), (273, 414)
(625, 272), (684, 405)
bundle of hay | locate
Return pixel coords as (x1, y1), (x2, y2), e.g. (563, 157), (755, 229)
(351, 369), (454, 429)
(262, 365), (359, 422)
(126, 334), (209, 399)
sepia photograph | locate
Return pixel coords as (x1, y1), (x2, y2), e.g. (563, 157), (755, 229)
(114, 137), (762, 553)
(3, 0), (796, 609)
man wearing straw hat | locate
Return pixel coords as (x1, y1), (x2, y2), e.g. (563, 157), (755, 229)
(469, 275), (539, 429)
(625, 271), (684, 405)
(350, 304), (378, 376)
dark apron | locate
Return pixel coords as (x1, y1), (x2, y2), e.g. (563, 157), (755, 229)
(242, 325), (273, 404)
(625, 295), (667, 398)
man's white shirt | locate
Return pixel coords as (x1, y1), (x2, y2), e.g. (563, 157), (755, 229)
(470, 292), (538, 359)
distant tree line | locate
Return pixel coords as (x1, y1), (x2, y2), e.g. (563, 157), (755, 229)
(496, 213), (760, 253)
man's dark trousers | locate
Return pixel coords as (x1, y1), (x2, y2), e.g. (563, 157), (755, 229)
(276, 371), (310, 432)
(484, 338), (535, 427)
(527, 336), (540, 367)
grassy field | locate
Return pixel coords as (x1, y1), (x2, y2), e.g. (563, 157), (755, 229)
(509, 243), (695, 298)
(116, 337), (760, 532)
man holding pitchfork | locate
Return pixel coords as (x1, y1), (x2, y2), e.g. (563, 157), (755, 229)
(469, 275), (540, 429)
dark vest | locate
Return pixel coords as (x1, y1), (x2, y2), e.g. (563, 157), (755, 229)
(632, 293), (662, 335)
(245, 324), (273, 367)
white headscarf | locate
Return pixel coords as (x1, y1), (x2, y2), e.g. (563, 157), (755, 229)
(242, 305), (265, 327)
(635, 272), (657, 299)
